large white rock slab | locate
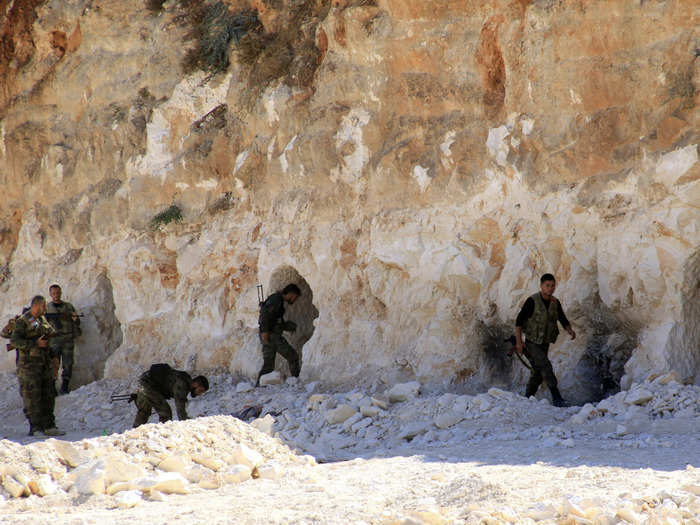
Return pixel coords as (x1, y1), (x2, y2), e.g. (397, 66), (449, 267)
(387, 382), (421, 403)
(114, 490), (142, 508)
(231, 444), (264, 469)
(326, 404), (358, 425)
(259, 371), (283, 386)
(625, 389), (654, 405)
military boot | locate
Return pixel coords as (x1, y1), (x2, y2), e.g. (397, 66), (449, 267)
(550, 387), (567, 407)
(59, 379), (70, 395)
(43, 427), (66, 436)
(28, 424), (42, 437)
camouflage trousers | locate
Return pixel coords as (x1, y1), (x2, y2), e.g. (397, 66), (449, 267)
(17, 355), (56, 430)
(523, 341), (559, 397)
(257, 332), (300, 385)
(133, 383), (172, 427)
(50, 339), (75, 384)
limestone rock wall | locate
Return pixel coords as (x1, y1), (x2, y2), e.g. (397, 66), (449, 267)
(0, 0), (698, 402)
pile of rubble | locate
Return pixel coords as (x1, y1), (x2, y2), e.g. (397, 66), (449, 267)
(0, 415), (313, 507)
(241, 372), (700, 459)
(467, 482), (700, 525)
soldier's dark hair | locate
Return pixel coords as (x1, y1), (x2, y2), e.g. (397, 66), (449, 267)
(540, 273), (556, 283)
(31, 295), (46, 306)
(193, 375), (209, 390)
(49, 284), (61, 291)
(282, 283), (301, 296)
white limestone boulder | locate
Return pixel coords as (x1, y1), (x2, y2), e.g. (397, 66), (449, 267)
(231, 444), (264, 469)
(254, 462), (281, 480)
(371, 396), (390, 410)
(52, 440), (88, 468)
(73, 460), (107, 495)
(114, 490), (142, 509)
(259, 371), (283, 386)
(387, 382), (421, 403)
(342, 412), (363, 431)
(435, 410), (464, 429)
(144, 473), (189, 494)
(326, 404), (358, 425)
(185, 464), (214, 484)
(360, 405), (381, 418)
(192, 454), (224, 472)
(220, 465), (252, 484)
(250, 414), (276, 436)
(625, 388), (654, 406)
(157, 455), (187, 474)
(2, 476), (27, 498)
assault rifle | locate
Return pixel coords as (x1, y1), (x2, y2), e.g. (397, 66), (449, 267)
(44, 312), (84, 330)
(110, 393), (137, 403)
(6, 332), (58, 352)
(505, 335), (533, 371)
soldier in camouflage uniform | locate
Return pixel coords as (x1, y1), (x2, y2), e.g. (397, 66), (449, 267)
(10, 295), (66, 436)
(256, 283), (302, 387)
(515, 274), (576, 407)
(132, 363), (209, 427)
(46, 284), (81, 395)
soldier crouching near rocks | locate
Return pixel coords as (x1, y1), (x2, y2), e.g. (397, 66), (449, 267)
(515, 273), (576, 407)
(46, 284), (81, 395)
(256, 283), (302, 387)
(133, 363), (209, 427)
(10, 295), (66, 436)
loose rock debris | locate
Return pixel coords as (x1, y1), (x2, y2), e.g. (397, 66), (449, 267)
(0, 371), (698, 524)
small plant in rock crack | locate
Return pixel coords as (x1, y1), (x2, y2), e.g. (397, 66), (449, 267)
(151, 204), (183, 229)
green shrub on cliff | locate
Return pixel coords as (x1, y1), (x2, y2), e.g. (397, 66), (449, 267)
(151, 204), (183, 229)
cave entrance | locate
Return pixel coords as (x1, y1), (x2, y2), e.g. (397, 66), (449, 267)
(267, 266), (318, 377)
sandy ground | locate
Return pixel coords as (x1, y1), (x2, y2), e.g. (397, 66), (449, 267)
(0, 372), (698, 524)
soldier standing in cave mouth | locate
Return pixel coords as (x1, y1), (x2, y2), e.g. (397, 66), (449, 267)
(514, 273), (576, 407)
(45, 284), (81, 395)
(256, 283), (302, 387)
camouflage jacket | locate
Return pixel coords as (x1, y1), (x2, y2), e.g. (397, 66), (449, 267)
(10, 311), (56, 359)
(140, 363), (193, 421)
(46, 301), (81, 340)
(258, 292), (285, 333)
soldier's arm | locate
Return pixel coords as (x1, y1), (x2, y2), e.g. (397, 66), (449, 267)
(173, 380), (189, 420)
(10, 319), (33, 351)
(556, 301), (576, 339)
(514, 297), (534, 352)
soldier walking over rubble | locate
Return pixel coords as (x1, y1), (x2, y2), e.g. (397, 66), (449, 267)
(515, 274), (576, 407)
(45, 284), (81, 395)
(132, 363), (209, 427)
(256, 283), (302, 387)
(10, 295), (66, 436)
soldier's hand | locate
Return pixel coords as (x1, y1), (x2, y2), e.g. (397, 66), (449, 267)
(261, 332), (270, 344)
(568, 327), (576, 340)
(37, 335), (49, 348)
(515, 341), (524, 354)
(71, 313), (78, 321)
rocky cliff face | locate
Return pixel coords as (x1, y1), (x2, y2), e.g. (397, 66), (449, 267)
(0, 0), (698, 402)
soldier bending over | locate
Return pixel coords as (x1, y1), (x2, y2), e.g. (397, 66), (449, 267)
(133, 363), (209, 427)
(515, 273), (576, 407)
